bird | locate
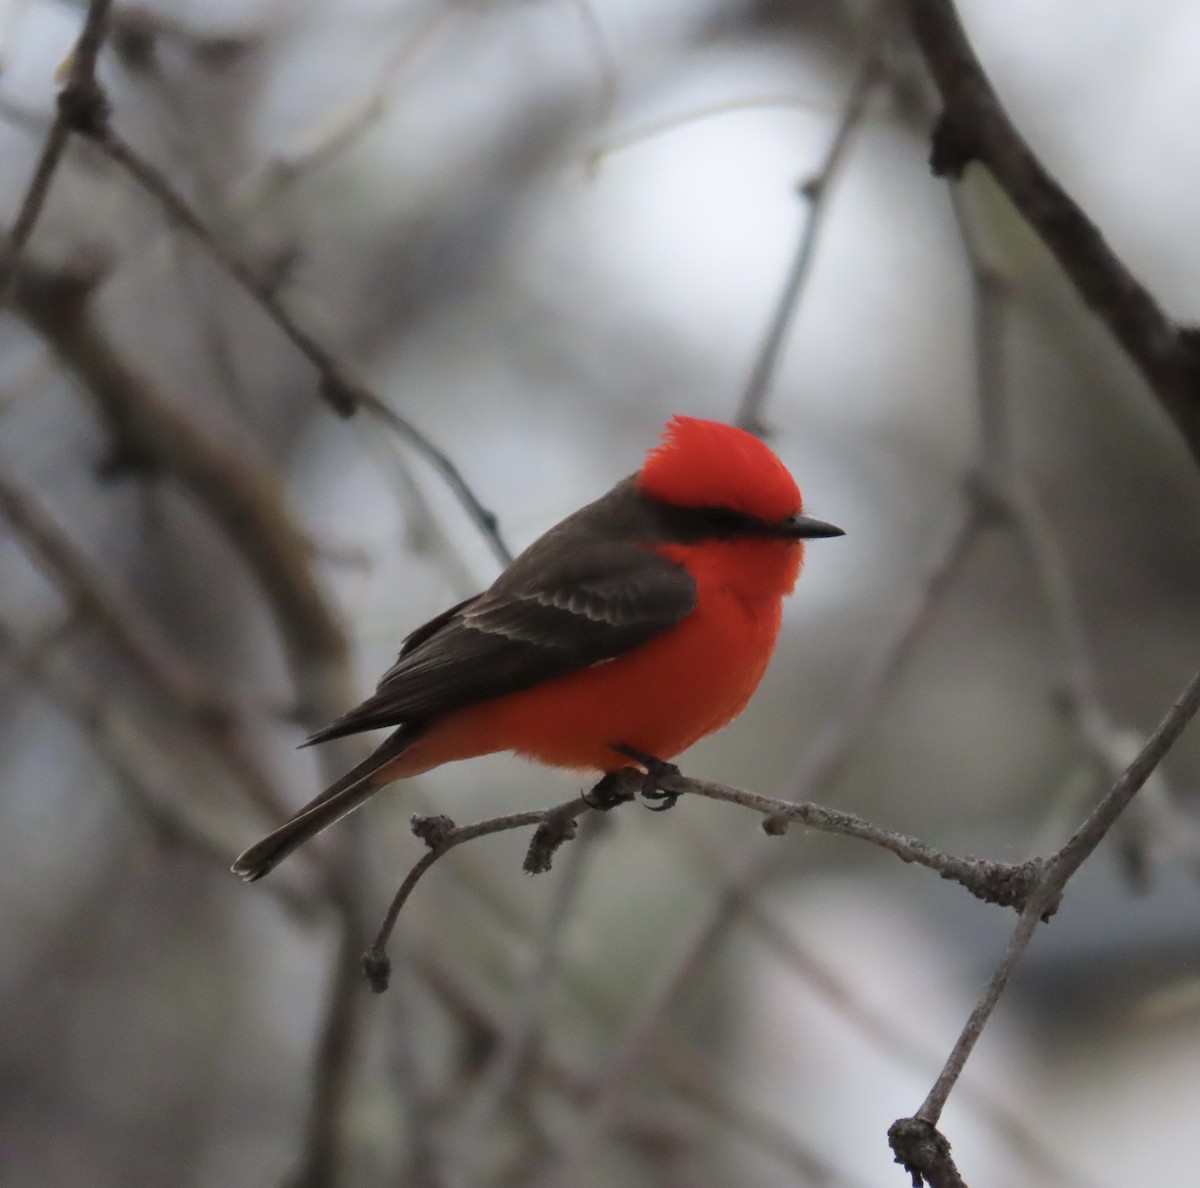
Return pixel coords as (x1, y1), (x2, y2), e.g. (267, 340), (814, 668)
(232, 415), (842, 881)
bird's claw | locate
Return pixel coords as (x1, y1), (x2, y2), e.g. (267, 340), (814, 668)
(611, 744), (682, 812)
(583, 771), (634, 811)
(641, 787), (679, 812)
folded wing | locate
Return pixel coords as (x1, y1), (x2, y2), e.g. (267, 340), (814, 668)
(307, 541), (696, 744)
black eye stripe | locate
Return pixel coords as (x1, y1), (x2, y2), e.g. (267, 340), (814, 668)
(648, 502), (783, 542)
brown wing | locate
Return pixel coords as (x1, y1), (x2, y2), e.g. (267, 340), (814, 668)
(306, 541), (696, 744)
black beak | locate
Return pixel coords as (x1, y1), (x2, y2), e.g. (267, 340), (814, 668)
(779, 513), (844, 540)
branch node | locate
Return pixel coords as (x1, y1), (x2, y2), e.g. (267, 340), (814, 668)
(524, 810), (579, 875)
(928, 110), (979, 180)
(954, 857), (1048, 914)
(362, 949), (391, 994)
(57, 77), (111, 139)
(888, 1116), (966, 1188)
(796, 174), (823, 202)
(318, 375), (359, 418)
(411, 813), (456, 849)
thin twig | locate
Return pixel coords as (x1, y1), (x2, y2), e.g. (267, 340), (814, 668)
(3, 0), (112, 263)
(251, 4), (453, 203)
(950, 186), (1192, 886)
(364, 797), (597, 992)
(364, 759), (1051, 999)
(0, 470), (221, 718)
(735, 7), (887, 435)
(7, 257), (348, 686)
(83, 126), (512, 564)
(363, 503), (987, 1179)
(7, 255), (367, 1187)
(359, 395), (512, 565)
(658, 772), (1042, 911)
(731, 869), (1093, 1188)
(0, 620), (315, 920)
(587, 96), (832, 174)
(905, 0), (1200, 465)
(536, 841), (857, 1188)
(625, 487), (1085, 1185)
(880, 68), (1188, 1181)
(891, 664), (1200, 1184)
(415, 938), (866, 1187)
(290, 877), (369, 1188)
(947, 186), (1144, 868)
(0, 469), (293, 822)
(789, 502), (981, 795)
(448, 814), (605, 1181)
(949, 190), (1103, 718)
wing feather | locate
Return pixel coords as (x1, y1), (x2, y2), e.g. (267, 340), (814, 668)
(306, 541), (695, 744)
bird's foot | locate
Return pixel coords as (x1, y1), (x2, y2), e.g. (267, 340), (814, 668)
(583, 771), (636, 811)
(611, 744), (682, 812)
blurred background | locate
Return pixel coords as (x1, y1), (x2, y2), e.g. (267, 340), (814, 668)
(4, 0), (1200, 1184)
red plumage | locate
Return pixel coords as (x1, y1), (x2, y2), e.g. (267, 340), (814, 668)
(232, 416), (840, 881)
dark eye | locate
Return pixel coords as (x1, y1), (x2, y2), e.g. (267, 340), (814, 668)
(687, 507), (761, 536)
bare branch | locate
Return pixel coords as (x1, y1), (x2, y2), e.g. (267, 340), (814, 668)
(449, 814), (605, 1180)
(358, 395), (512, 565)
(588, 96), (832, 173)
(3, 0), (112, 263)
(253, 5), (453, 201)
(81, 125), (512, 564)
(415, 939), (862, 1186)
(0, 469), (295, 821)
(947, 187), (1149, 864)
(290, 889), (369, 1188)
(364, 797), (599, 993)
(888, 1117), (966, 1188)
(905, 0), (1200, 465)
(536, 841), (857, 1188)
(655, 771), (1041, 911)
(0, 471), (217, 717)
(730, 863), (1092, 1187)
(563, 0), (618, 125)
(892, 663), (1200, 1185)
(364, 756), (1054, 1003)
(6, 256), (348, 692)
(735, 5), (887, 435)
(499, 500), (986, 1182)
(625, 486), (1085, 1185)
(948, 185), (1105, 721)
(874, 44), (1200, 1172)
(6, 255), (367, 1187)
(0, 620), (315, 919)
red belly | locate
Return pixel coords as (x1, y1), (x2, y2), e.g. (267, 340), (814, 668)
(394, 538), (799, 776)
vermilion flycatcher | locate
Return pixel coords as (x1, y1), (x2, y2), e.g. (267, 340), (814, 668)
(232, 416), (842, 880)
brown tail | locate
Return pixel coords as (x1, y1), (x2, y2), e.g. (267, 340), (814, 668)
(231, 724), (424, 882)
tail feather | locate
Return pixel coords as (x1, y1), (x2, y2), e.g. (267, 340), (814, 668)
(231, 724), (423, 882)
